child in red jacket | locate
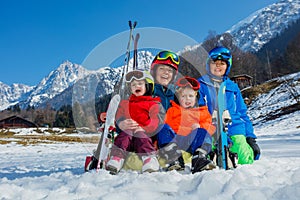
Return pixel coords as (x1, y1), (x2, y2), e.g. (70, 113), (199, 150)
(157, 76), (216, 173)
(106, 70), (164, 174)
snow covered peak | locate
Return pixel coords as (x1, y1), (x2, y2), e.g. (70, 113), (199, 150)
(0, 82), (34, 110)
(0, 50), (155, 111)
(36, 61), (89, 94)
(24, 61), (91, 107)
(227, 0), (300, 52)
(0, 61), (95, 110)
(126, 50), (155, 71)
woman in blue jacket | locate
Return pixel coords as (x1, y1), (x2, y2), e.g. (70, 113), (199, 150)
(198, 46), (260, 165)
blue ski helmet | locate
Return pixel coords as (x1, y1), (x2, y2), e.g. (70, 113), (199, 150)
(207, 46), (232, 77)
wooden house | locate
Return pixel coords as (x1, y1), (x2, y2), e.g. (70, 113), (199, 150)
(231, 74), (253, 90)
(0, 116), (37, 128)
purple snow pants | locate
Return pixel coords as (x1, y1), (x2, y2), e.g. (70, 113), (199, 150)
(110, 131), (156, 158)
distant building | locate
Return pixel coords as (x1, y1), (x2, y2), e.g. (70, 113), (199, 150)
(0, 116), (37, 128)
(231, 74), (253, 90)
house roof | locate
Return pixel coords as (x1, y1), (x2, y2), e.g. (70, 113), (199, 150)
(0, 115), (37, 127)
(231, 74), (253, 79)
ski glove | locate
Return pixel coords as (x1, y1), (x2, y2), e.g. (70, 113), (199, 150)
(230, 135), (254, 164)
(246, 137), (261, 160)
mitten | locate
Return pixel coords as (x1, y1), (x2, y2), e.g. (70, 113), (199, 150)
(246, 137), (261, 160)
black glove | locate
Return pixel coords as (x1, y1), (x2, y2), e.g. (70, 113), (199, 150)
(246, 137), (261, 160)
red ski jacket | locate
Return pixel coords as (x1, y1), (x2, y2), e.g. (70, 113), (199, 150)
(115, 95), (164, 134)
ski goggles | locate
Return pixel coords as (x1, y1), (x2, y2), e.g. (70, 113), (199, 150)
(125, 70), (153, 83)
(156, 51), (180, 65)
(210, 51), (231, 61)
(176, 76), (200, 90)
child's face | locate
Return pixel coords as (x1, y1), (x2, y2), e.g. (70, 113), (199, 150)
(155, 65), (174, 86)
(130, 79), (146, 96)
(178, 87), (197, 109)
(209, 59), (227, 77)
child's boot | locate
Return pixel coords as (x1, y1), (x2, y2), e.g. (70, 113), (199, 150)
(142, 155), (160, 173)
(106, 156), (124, 175)
(191, 148), (216, 174)
(161, 143), (185, 171)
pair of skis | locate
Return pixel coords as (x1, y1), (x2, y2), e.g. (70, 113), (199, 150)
(215, 82), (234, 170)
(85, 20), (140, 172)
(119, 21), (140, 99)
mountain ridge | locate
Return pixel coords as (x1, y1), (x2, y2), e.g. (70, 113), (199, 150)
(227, 0), (300, 52)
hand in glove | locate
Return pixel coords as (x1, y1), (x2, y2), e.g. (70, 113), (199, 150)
(230, 135), (254, 164)
(246, 137), (261, 160)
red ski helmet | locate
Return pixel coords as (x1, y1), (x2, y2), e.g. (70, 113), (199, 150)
(150, 51), (179, 80)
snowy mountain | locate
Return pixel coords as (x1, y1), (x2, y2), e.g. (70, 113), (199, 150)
(129, 50), (154, 71)
(22, 61), (91, 107)
(0, 61), (96, 110)
(0, 82), (34, 110)
(227, 0), (300, 52)
(0, 51), (155, 111)
(46, 51), (154, 110)
(56, 51), (154, 109)
(247, 71), (300, 125)
(2, 0), (300, 110)
(36, 66), (120, 110)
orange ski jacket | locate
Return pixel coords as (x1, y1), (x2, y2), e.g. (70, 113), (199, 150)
(165, 100), (215, 136)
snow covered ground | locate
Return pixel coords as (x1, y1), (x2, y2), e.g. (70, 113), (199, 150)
(0, 110), (299, 200)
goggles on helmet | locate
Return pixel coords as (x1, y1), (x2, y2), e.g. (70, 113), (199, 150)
(125, 70), (153, 83)
(210, 52), (231, 61)
(176, 76), (200, 90)
(156, 51), (180, 65)
(209, 47), (232, 61)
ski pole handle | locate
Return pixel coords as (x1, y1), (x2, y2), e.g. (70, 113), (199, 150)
(133, 21), (137, 28)
(129, 20), (132, 28)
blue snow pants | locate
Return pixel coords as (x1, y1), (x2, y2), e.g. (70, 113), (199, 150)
(157, 124), (212, 154)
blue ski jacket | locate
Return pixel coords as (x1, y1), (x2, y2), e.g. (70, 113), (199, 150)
(198, 74), (256, 139)
(153, 83), (175, 111)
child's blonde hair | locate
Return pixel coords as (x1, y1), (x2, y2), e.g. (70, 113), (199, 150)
(175, 87), (198, 96)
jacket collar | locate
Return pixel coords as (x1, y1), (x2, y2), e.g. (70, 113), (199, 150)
(129, 94), (161, 102)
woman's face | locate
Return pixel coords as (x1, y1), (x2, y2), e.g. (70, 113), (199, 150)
(178, 87), (197, 109)
(209, 59), (227, 77)
(130, 79), (146, 96)
(155, 65), (174, 86)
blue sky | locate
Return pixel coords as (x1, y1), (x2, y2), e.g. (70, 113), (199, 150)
(0, 0), (278, 86)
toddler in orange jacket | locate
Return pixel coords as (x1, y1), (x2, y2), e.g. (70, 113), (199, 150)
(157, 76), (216, 173)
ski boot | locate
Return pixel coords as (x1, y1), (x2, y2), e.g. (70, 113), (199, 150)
(191, 148), (216, 174)
(142, 155), (160, 173)
(106, 156), (125, 175)
(84, 155), (99, 172)
(161, 143), (185, 171)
